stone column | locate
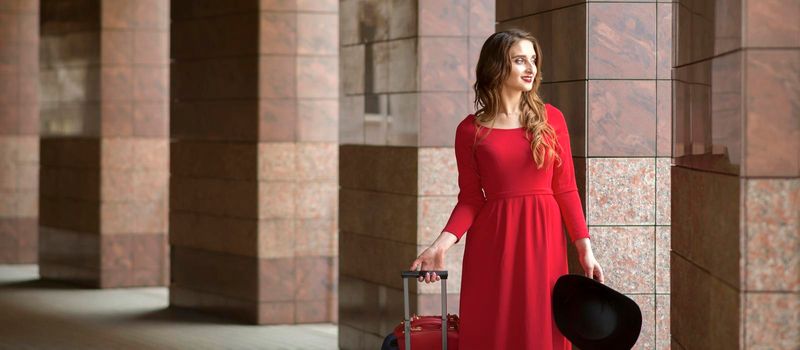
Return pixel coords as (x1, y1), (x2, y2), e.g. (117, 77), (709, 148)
(0, 1), (39, 263)
(169, 0), (339, 324)
(672, 0), (799, 348)
(38, 0), (169, 288)
(338, 0), (494, 348)
(497, 1), (673, 348)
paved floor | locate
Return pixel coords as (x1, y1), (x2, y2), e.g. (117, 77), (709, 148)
(0, 265), (338, 350)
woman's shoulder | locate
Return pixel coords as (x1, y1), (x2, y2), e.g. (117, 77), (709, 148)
(544, 103), (566, 127)
(457, 114), (478, 132)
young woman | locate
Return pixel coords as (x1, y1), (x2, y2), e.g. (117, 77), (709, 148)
(409, 29), (605, 349)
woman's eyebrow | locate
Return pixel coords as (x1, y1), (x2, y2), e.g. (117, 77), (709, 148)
(511, 54), (537, 58)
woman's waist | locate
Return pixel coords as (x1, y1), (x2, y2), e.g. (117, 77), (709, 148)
(483, 188), (553, 201)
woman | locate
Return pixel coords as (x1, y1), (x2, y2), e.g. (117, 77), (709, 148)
(409, 29), (605, 349)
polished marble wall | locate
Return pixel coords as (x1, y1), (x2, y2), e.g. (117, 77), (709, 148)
(38, 0), (169, 288)
(338, 0), (494, 347)
(497, 1), (673, 349)
(0, 1), (39, 263)
(170, 0), (338, 324)
(672, 0), (799, 348)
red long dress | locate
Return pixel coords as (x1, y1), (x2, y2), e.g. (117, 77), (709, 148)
(442, 103), (590, 350)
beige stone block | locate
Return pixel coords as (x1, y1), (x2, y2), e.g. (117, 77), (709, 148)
(258, 142), (295, 181)
(418, 148), (458, 196)
(296, 142), (337, 181)
(744, 292), (800, 349)
(295, 181), (337, 219)
(101, 200), (167, 234)
(587, 158), (656, 225)
(294, 218), (336, 257)
(257, 218), (295, 258)
(258, 181), (295, 219)
(417, 196), (457, 245)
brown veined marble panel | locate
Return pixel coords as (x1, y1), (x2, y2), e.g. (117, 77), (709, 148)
(418, 37), (468, 92)
(656, 3), (672, 80)
(418, 0), (467, 37)
(419, 91), (469, 147)
(744, 0), (800, 48)
(588, 80), (657, 157)
(744, 49), (800, 177)
(588, 2), (656, 79)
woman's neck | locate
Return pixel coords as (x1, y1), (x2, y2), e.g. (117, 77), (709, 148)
(498, 88), (522, 119)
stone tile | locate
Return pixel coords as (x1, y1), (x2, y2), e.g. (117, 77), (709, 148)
(132, 0), (168, 29)
(419, 92), (469, 147)
(386, 93), (418, 146)
(656, 80), (672, 156)
(339, 189), (416, 244)
(744, 49), (800, 177)
(100, 200), (168, 234)
(355, 0), (389, 43)
(101, 169), (168, 203)
(340, 45), (365, 95)
(656, 294), (670, 350)
(171, 100), (259, 141)
(656, 158), (671, 225)
(257, 218), (295, 259)
(629, 294), (655, 350)
(133, 66), (168, 102)
(388, 38), (417, 93)
(419, 37), (468, 92)
(339, 232), (417, 288)
(100, 102), (134, 137)
(101, 66), (133, 102)
(295, 256), (334, 301)
(586, 158), (655, 225)
(745, 179), (800, 291)
(417, 196), (456, 246)
(670, 254), (740, 349)
(655, 226), (670, 293)
(588, 3), (657, 79)
(671, 166), (741, 288)
(172, 140), (257, 180)
(172, 246), (259, 301)
(171, 176), (259, 218)
(657, 3), (672, 80)
(297, 13), (337, 55)
(418, 148), (458, 196)
(100, 30), (132, 65)
(548, 5), (588, 82)
(295, 299), (332, 323)
(259, 98), (297, 142)
(171, 211), (259, 257)
(171, 13), (258, 59)
(257, 142), (295, 181)
(258, 181), (295, 219)
(297, 99), (338, 142)
(259, 56), (296, 99)
(101, 0), (135, 29)
(539, 81), (587, 156)
(295, 142), (337, 181)
(588, 80), (657, 156)
(297, 0), (337, 12)
(339, 0), (359, 46)
(296, 56), (338, 99)
(744, 0), (800, 48)
(295, 181), (337, 219)
(133, 102), (168, 137)
(258, 256), (296, 302)
(389, 0), (417, 39)
(133, 29), (168, 65)
(259, 12), (296, 55)
(101, 138), (168, 171)
(339, 145), (417, 194)
(744, 292), (800, 349)
(589, 226), (655, 294)
(418, 0), (467, 36)
(469, 0), (495, 38)
(294, 219), (336, 257)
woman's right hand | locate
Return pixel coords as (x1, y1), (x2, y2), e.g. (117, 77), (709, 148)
(409, 246), (446, 284)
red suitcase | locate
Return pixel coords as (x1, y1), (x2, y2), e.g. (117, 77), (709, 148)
(392, 270), (459, 350)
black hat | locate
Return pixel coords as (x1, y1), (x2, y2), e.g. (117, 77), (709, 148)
(552, 274), (642, 350)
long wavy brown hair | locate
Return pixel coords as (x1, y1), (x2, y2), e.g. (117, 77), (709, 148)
(473, 29), (561, 169)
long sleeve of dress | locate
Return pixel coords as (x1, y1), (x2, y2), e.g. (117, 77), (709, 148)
(549, 107), (591, 243)
(442, 119), (486, 243)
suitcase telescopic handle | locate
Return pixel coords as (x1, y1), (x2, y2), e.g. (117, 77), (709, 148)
(400, 270), (449, 350)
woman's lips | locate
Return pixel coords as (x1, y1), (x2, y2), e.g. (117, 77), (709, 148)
(522, 76), (532, 83)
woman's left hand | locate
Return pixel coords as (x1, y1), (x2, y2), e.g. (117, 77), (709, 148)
(574, 238), (604, 283)
(579, 251), (604, 283)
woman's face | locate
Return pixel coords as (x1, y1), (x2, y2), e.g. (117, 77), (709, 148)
(503, 39), (537, 93)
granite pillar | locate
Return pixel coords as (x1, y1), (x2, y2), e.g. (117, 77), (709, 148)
(38, 0), (169, 288)
(672, 0), (799, 348)
(169, 0), (339, 324)
(0, 1), (39, 263)
(338, 0), (494, 348)
(496, 0), (673, 348)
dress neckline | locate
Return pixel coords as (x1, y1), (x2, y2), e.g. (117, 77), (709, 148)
(471, 114), (525, 130)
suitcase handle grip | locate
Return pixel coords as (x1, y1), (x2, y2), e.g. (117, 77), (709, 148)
(401, 270), (448, 279)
